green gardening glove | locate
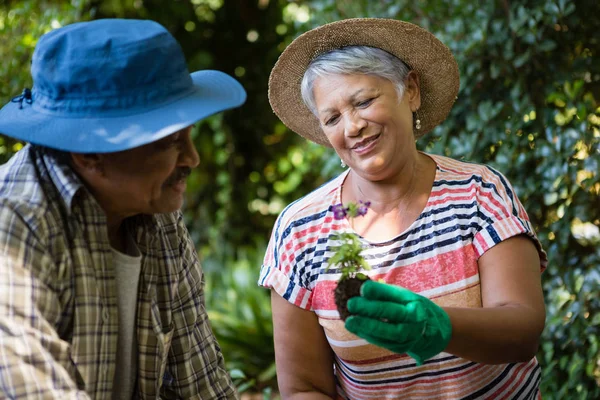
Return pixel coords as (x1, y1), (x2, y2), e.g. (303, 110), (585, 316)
(345, 280), (452, 365)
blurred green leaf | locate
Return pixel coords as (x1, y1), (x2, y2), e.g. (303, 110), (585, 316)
(2, 0), (599, 398)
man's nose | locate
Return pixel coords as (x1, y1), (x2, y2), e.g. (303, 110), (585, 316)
(179, 130), (200, 168)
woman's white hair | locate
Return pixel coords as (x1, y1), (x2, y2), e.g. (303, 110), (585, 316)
(300, 46), (411, 116)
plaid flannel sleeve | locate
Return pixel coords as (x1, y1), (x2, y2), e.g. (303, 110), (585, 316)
(0, 204), (90, 399)
(165, 214), (238, 399)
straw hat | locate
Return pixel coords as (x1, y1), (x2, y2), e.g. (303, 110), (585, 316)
(268, 18), (459, 146)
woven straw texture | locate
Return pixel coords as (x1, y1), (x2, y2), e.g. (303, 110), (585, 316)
(268, 18), (460, 146)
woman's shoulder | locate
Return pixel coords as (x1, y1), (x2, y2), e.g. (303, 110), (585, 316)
(426, 153), (524, 216)
(428, 153), (512, 187)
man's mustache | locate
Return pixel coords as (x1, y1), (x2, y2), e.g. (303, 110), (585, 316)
(164, 167), (191, 185)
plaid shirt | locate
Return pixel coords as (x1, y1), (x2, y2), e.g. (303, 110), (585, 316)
(0, 145), (238, 399)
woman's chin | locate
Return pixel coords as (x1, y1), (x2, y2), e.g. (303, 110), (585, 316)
(351, 156), (390, 177)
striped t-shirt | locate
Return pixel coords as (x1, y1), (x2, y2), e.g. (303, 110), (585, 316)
(259, 154), (547, 399)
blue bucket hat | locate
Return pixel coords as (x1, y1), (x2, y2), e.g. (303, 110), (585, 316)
(0, 19), (247, 153)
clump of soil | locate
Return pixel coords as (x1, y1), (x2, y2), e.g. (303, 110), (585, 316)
(334, 274), (371, 321)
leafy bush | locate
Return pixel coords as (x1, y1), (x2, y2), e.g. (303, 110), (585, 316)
(0, 0), (88, 163)
(202, 243), (277, 395)
(1, 0), (598, 398)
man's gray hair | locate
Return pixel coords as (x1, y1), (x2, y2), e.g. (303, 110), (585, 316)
(300, 46), (411, 116)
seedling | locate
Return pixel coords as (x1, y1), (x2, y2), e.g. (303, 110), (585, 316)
(327, 200), (371, 321)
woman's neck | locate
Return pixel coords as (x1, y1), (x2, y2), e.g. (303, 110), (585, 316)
(342, 153), (437, 241)
(346, 152), (434, 212)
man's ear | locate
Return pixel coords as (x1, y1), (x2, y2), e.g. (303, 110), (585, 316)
(71, 153), (104, 175)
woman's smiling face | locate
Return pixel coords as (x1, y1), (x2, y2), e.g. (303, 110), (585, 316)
(312, 72), (421, 181)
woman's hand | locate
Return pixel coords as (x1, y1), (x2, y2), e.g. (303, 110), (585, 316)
(345, 280), (452, 365)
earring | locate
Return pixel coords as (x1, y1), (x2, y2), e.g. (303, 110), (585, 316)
(415, 110), (422, 131)
(340, 159), (346, 168)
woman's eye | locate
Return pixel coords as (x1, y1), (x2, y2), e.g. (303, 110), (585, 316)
(357, 98), (374, 108)
(325, 115), (340, 126)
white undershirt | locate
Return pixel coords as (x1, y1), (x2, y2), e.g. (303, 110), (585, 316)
(111, 234), (142, 400)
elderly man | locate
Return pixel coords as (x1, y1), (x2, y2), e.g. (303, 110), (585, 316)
(0, 19), (246, 399)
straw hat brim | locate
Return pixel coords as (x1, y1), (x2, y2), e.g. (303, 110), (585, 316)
(268, 18), (459, 147)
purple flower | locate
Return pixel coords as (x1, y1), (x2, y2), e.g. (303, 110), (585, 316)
(356, 200), (371, 217)
(332, 203), (348, 220)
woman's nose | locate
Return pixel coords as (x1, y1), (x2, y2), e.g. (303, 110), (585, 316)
(343, 112), (367, 137)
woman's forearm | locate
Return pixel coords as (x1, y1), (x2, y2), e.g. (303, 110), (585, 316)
(443, 305), (545, 364)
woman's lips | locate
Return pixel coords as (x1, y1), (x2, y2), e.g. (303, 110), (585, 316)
(352, 134), (381, 154)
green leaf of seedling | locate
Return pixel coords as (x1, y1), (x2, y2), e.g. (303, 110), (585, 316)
(328, 201), (372, 281)
(359, 259), (371, 271)
(356, 272), (369, 280)
(327, 252), (343, 267)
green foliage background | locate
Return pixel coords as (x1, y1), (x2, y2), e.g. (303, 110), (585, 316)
(1, 0), (598, 398)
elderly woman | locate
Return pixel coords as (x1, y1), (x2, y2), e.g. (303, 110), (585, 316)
(259, 18), (546, 399)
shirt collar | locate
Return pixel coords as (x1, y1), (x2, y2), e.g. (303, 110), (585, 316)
(32, 145), (84, 215)
(33, 145), (161, 235)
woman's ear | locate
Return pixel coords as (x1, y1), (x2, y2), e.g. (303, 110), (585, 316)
(405, 71), (422, 112)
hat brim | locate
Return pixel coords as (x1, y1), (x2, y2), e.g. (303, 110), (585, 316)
(0, 70), (246, 153)
(268, 18), (460, 147)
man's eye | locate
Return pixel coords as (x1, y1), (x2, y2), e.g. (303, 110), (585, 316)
(156, 133), (182, 150)
(169, 132), (184, 144)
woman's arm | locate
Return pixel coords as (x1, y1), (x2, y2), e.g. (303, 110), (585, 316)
(443, 235), (546, 364)
(271, 290), (337, 399)
(345, 235), (545, 365)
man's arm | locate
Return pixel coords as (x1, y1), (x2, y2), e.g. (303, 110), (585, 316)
(0, 205), (91, 399)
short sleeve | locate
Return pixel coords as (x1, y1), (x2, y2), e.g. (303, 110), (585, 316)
(258, 210), (314, 310)
(472, 166), (547, 271)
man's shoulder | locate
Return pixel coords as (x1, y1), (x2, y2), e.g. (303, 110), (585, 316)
(0, 148), (52, 234)
(0, 147), (48, 207)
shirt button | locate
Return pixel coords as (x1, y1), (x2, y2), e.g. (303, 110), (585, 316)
(102, 308), (110, 322)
